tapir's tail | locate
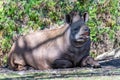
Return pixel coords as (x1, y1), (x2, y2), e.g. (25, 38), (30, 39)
(7, 43), (16, 70)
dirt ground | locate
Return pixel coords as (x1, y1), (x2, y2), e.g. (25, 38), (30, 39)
(0, 58), (120, 79)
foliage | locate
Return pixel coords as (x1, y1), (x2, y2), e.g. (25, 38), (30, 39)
(0, 0), (72, 51)
(0, 0), (119, 65)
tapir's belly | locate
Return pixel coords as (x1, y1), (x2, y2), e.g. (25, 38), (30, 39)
(23, 46), (62, 69)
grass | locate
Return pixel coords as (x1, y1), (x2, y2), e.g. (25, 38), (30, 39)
(0, 68), (120, 80)
(0, 1), (3, 12)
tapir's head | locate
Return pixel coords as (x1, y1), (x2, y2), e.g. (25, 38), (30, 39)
(65, 11), (90, 47)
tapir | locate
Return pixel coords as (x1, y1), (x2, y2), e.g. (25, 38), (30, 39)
(8, 11), (101, 70)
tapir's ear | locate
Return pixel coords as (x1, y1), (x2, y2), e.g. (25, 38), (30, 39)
(65, 14), (72, 24)
(83, 12), (89, 22)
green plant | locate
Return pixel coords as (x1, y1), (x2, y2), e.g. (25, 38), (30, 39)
(0, 0), (119, 66)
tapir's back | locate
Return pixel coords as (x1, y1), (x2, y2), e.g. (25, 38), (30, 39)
(19, 24), (68, 48)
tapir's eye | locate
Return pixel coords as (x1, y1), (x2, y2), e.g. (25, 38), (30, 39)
(73, 26), (80, 31)
(73, 27), (78, 31)
(72, 26), (80, 33)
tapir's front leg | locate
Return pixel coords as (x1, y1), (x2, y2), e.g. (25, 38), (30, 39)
(52, 59), (73, 69)
(80, 56), (101, 68)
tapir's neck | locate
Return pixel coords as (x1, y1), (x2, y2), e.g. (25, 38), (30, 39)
(63, 27), (71, 47)
(54, 23), (70, 52)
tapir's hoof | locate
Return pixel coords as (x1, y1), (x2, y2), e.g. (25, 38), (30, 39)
(93, 64), (101, 68)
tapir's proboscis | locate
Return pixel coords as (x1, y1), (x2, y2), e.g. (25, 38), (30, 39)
(8, 11), (101, 70)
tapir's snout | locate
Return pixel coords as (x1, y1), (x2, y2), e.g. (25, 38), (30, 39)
(75, 26), (90, 42)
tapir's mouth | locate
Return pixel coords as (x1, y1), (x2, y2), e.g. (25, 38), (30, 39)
(72, 32), (90, 47)
(76, 36), (89, 42)
(82, 32), (89, 36)
(76, 32), (90, 42)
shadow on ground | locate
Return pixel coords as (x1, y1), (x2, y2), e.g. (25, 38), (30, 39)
(99, 58), (120, 68)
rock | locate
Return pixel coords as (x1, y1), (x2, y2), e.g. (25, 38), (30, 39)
(117, 16), (120, 25)
(95, 48), (120, 60)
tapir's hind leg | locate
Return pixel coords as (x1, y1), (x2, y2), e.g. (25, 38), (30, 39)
(13, 56), (27, 71)
(8, 43), (26, 70)
(80, 56), (101, 68)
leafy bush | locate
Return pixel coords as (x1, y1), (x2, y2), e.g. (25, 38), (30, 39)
(0, 0), (119, 65)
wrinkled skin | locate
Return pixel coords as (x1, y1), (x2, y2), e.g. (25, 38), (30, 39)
(8, 11), (101, 71)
